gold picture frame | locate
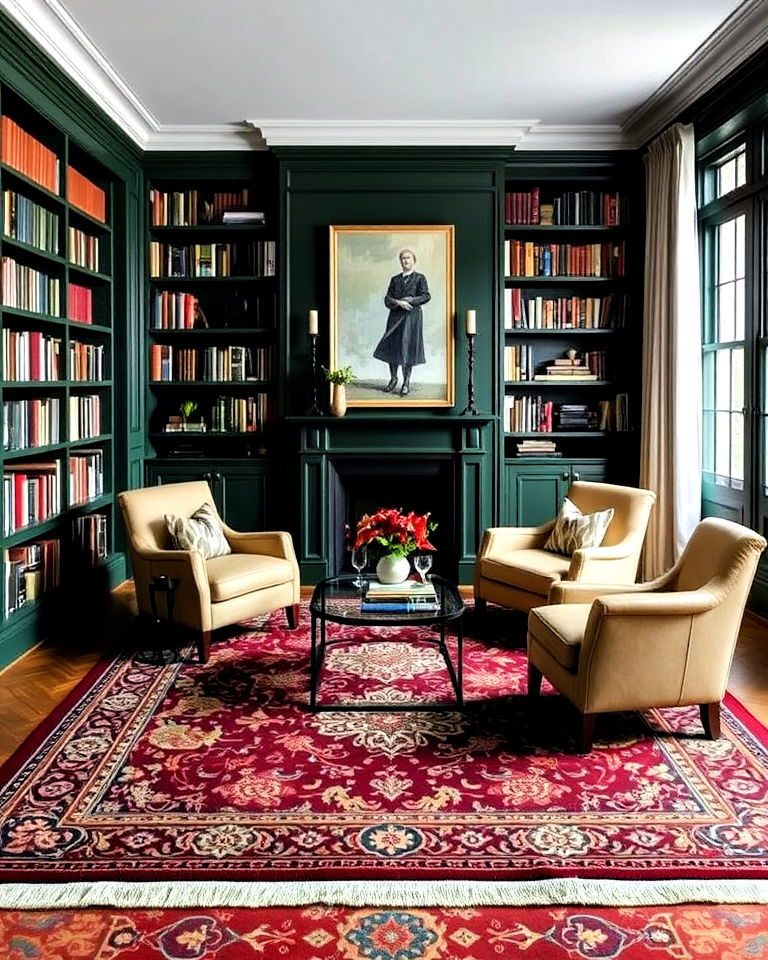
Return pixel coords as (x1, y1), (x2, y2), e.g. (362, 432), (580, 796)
(329, 224), (455, 408)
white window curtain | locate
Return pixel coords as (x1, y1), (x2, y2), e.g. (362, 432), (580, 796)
(640, 122), (702, 578)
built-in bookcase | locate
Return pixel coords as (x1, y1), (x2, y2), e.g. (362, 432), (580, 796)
(501, 157), (641, 526)
(143, 156), (278, 529)
(0, 83), (115, 629)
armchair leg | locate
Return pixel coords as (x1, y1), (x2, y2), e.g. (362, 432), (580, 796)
(700, 702), (721, 740)
(528, 663), (543, 697)
(285, 604), (300, 630)
(475, 597), (487, 618)
(197, 630), (211, 664)
(577, 713), (597, 753)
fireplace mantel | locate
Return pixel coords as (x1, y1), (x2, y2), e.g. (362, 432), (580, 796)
(287, 416), (496, 584)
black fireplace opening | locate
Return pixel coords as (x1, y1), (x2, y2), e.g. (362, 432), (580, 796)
(328, 458), (457, 581)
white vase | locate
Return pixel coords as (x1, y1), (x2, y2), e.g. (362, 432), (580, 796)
(376, 554), (410, 584)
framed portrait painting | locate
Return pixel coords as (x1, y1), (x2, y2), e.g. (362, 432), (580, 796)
(329, 225), (455, 408)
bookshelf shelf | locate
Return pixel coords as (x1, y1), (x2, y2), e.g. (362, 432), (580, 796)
(148, 275), (275, 284)
(150, 223), (268, 234)
(500, 161), (639, 523)
(1, 87), (116, 630)
(149, 379), (272, 388)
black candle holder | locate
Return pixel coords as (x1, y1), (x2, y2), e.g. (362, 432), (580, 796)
(460, 332), (479, 415)
(307, 332), (323, 416)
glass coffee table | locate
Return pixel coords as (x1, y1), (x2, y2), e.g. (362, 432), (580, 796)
(309, 574), (465, 711)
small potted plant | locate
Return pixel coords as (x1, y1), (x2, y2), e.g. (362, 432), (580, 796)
(179, 400), (198, 431)
(322, 365), (355, 417)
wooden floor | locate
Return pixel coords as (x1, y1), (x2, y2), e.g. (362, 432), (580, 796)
(1, 582), (767, 767)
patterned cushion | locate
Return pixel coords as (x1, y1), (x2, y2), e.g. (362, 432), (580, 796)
(544, 497), (614, 556)
(165, 502), (231, 559)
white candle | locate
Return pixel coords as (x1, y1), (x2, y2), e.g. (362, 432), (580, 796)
(466, 310), (477, 335)
(308, 309), (319, 336)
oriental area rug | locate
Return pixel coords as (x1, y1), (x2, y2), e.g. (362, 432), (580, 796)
(2, 608), (768, 908)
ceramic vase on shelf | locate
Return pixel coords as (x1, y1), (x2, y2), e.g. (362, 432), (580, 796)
(376, 554), (410, 584)
(329, 383), (347, 417)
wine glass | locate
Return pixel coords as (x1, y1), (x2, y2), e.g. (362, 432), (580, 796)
(414, 553), (433, 583)
(351, 545), (368, 588)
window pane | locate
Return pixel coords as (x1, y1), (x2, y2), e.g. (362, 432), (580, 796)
(714, 144), (747, 199)
(718, 219), (735, 282)
(731, 412), (744, 483)
(735, 278), (745, 340)
(703, 410), (714, 472)
(703, 351), (715, 408)
(736, 151), (746, 187)
(731, 347), (744, 409)
(717, 282), (736, 342)
(736, 215), (745, 278)
(715, 349), (730, 409)
(719, 158), (736, 195)
(715, 411), (730, 477)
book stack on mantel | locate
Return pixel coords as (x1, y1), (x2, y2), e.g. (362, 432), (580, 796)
(533, 356), (597, 382)
(360, 579), (439, 613)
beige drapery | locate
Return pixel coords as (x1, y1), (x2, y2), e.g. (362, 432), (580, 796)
(639, 123), (702, 579)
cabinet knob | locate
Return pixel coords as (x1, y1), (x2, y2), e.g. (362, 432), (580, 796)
(573, 471), (580, 481)
(213, 471), (222, 483)
(562, 471), (569, 481)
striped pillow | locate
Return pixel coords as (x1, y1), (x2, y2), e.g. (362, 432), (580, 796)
(165, 502), (231, 559)
(544, 497), (614, 556)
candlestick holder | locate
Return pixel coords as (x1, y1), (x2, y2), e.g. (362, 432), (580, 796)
(460, 332), (479, 415)
(307, 333), (323, 416)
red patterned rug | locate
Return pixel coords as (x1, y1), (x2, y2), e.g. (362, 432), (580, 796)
(3, 903), (768, 959)
(1, 607), (768, 887)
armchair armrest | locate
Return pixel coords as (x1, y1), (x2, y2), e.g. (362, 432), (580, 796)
(593, 588), (721, 618)
(131, 546), (211, 608)
(549, 566), (679, 604)
(223, 529), (297, 562)
(478, 521), (555, 558)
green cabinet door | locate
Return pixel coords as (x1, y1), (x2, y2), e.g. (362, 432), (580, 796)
(145, 460), (272, 532)
(504, 459), (608, 527)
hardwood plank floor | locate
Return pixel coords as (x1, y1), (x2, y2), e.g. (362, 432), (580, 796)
(0, 583), (766, 767)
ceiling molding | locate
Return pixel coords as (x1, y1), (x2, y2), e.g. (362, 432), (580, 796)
(514, 125), (629, 151)
(623, 0), (768, 148)
(250, 120), (540, 147)
(0, 0), (157, 146)
(146, 124), (266, 152)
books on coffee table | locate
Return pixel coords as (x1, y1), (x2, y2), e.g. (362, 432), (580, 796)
(360, 578), (439, 612)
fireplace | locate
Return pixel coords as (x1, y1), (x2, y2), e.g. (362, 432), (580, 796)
(328, 457), (457, 580)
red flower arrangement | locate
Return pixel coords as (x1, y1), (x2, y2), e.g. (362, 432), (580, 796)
(351, 508), (437, 560)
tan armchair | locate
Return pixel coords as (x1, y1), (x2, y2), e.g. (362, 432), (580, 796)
(118, 481), (300, 663)
(527, 517), (766, 752)
(474, 481), (656, 615)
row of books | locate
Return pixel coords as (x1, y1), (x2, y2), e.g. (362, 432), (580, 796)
(70, 449), (104, 506)
(4, 538), (60, 616)
(69, 226), (100, 272)
(505, 188), (622, 226)
(504, 348), (609, 382)
(1, 116), (60, 194)
(2, 329), (62, 381)
(360, 579), (440, 613)
(163, 394), (272, 435)
(68, 394), (102, 442)
(74, 512), (108, 565)
(150, 291), (207, 330)
(149, 344), (270, 382)
(148, 241), (276, 278)
(67, 167), (107, 224)
(503, 396), (629, 434)
(149, 188), (257, 226)
(68, 282), (93, 324)
(504, 291), (627, 330)
(505, 240), (625, 278)
(69, 340), (105, 381)
(2, 460), (62, 535)
(3, 189), (59, 255)
(3, 397), (61, 451)
(1, 256), (61, 316)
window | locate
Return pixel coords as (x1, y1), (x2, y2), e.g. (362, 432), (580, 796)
(698, 121), (766, 528)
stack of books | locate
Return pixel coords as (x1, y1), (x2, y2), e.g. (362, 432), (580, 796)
(360, 579), (440, 613)
(516, 438), (560, 457)
(533, 357), (597, 381)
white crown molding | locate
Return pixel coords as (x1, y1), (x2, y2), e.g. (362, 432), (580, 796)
(514, 125), (630, 151)
(623, 0), (768, 148)
(0, 0), (157, 146)
(250, 120), (540, 147)
(146, 124), (267, 152)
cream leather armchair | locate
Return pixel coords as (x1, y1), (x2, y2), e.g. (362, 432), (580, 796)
(118, 481), (300, 663)
(528, 517), (766, 752)
(474, 481), (656, 615)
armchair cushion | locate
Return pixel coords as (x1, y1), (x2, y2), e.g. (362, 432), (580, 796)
(165, 502), (232, 560)
(528, 604), (592, 671)
(479, 548), (571, 595)
(544, 497), (614, 556)
(207, 553), (296, 603)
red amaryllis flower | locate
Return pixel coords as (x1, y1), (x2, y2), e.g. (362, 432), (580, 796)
(352, 508), (437, 559)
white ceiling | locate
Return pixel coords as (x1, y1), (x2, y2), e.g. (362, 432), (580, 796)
(4, 0), (768, 149)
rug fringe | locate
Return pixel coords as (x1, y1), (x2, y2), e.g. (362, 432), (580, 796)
(2, 878), (768, 910)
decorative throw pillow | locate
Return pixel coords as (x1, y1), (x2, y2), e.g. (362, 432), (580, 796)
(165, 502), (231, 559)
(544, 497), (614, 556)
